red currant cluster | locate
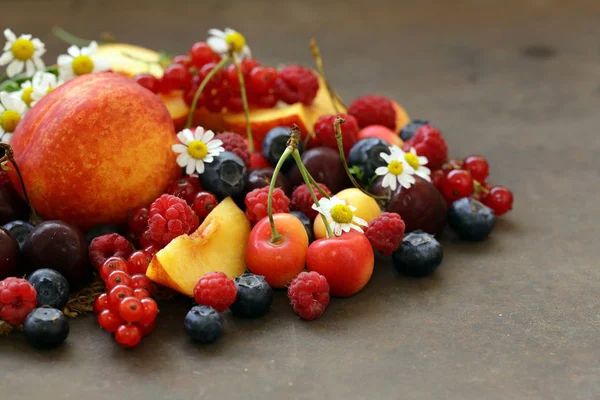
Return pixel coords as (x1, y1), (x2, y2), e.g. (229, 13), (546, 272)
(433, 155), (514, 215)
(132, 41), (318, 114)
(93, 256), (158, 348)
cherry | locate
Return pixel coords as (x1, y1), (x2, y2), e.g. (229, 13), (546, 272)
(135, 320), (155, 337)
(133, 73), (160, 94)
(166, 178), (198, 205)
(482, 185), (513, 215)
(463, 155), (489, 183)
(139, 298), (158, 324)
(127, 250), (152, 275)
(160, 64), (192, 93)
(171, 54), (191, 67)
(191, 191), (218, 222)
(93, 293), (110, 315)
(100, 256), (129, 282)
(189, 41), (220, 69)
(128, 206), (149, 237)
(106, 270), (133, 291)
(133, 288), (150, 300)
(108, 284), (134, 311)
(115, 324), (143, 348)
(195, 63), (224, 91)
(248, 66), (278, 95)
(182, 174), (202, 192)
(130, 274), (153, 296)
(143, 243), (162, 257)
(441, 169), (474, 204)
(97, 309), (123, 333)
(118, 297), (143, 322)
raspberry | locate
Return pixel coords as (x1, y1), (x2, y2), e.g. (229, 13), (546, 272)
(244, 187), (290, 225)
(312, 114), (359, 156)
(364, 213), (406, 256)
(89, 233), (135, 270)
(216, 132), (250, 167)
(348, 95), (397, 130)
(275, 65), (319, 105)
(403, 125), (448, 170)
(287, 271), (330, 320)
(0, 278), (37, 325)
(291, 183), (332, 221)
(148, 194), (199, 246)
(193, 272), (237, 313)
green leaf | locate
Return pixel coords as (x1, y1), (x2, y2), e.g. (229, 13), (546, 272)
(0, 80), (20, 93)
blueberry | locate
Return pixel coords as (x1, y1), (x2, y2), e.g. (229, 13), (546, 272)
(199, 151), (248, 199)
(262, 127), (302, 172)
(447, 197), (495, 241)
(184, 305), (224, 344)
(86, 224), (123, 243)
(399, 119), (430, 142)
(348, 138), (390, 181)
(230, 273), (273, 318)
(23, 307), (70, 349)
(27, 269), (71, 310)
(392, 230), (443, 277)
(289, 211), (314, 243)
(2, 220), (34, 250)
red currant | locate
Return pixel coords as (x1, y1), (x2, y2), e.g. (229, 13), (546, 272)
(139, 298), (159, 324)
(133, 288), (150, 300)
(191, 191), (218, 222)
(118, 297), (143, 322)
(248, 66), (277, 95)
(160, 64), (192, 93)
(441, 159), (464, 175)
(225, 93), (244, 113)
(204, 93), (226, 113)
(135, 320), (155, 337)
(166, 178), (199, 205)
(139, 230), (155, 249)
(255, 93), (278, 109)
(133, 73), (160, 94)
(241, 58), (260, 75)
(441, 169), (474, 204)
(182, 175), (202, 192)
(108, 285), (134, 311)
(131, 274), (154, 296)
(97, 309), (123, 333)
(127, 250), (152, 275)
(100, 256), (129, 282)
(144, 244), (162, 257)
(93, 293), (110, 315)
(463, 155), (489, 183)
(106, 270), (132, 291)
(184, 86), (203, 107)
(128, 206), (149, 237)
(195, 63), (224, 91)
(189, 41), (220, 69)
(225, 64), (240, 89)
(172, 54), (191, 67)
(115, 324), (143, 348)
(482, 185), (513, 215)
(431, 169), (445, 191)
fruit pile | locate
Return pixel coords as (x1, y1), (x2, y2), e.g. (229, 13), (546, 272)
(0, 26), (513, 349)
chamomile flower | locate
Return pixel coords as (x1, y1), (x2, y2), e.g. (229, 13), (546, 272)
(312, 196), (368, 237)
(375, 149), (416, 191)
(172, 127), (225, 175)
(403, 146), (431, 181)
(0, 29), (46, 78)
(15, 71), (62, 108)
(207, 28), (251, 60)
(57, 41), (110, 82)
(0, 91), (27, 143)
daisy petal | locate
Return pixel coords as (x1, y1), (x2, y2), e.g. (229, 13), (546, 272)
(375, 166), (389, 176)
(388, 175), (398, 191)
(176, 153), (190, 167)
(67, 45), (80, 58)
(185, 160), (196, 175)
(334, 224), (342, 237)
(172, 144), (188, 154)
(207, 139), (222, 149)
(418, 156), (428, 165)
(202, 130), (215, 143)
(0, 52), (13, 66)
(208, 29), (226, 38)
(183, 130), (195, 145)
(203, 156), (214, 163)
(92, 58), (111, 73)
(24, 60), (35, 76)
(6, 60), (23, 78)
(193, 126), (205, 141)
(353, 216), (368, 227)
(195, 159), (205, 174)
(350, 224), (364, 233)
(380, 152), (393, 164)
(32, 56), (45, 70)
(207, 37), (228, 54)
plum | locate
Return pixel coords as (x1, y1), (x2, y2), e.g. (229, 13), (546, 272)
(286, 147), (351, 194)
(0, 227), (21, 279)
(245, 167), (292, 196)
(0, 186), (29, 225)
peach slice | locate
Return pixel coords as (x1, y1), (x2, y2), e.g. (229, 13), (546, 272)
(146, 197), (251, 296)
(96, 43), (164, 77)
(392, 101), (411, 132)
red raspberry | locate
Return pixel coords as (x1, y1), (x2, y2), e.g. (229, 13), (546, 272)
(89, 234), (135, 270)
(312, 114), (359, 156)
(290, 183), (332, 221)
(148, 194), (199, 246)
(347, 95), (397, 130)
(403, 125), (448, 170)
(0, 278), (37, 325)
(245, 187), (290, 225)
(275, 65), (319, 105)
(364, 213), (406, 256)
(216, 132), (250, 167)
(193, 272), (237, 312)
(287, 271), (330, 320)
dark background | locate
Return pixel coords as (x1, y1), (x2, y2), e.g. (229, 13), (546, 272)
(1, 0), (599, 399)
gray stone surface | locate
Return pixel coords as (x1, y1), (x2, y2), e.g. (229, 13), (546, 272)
(1, 0), (599, 399)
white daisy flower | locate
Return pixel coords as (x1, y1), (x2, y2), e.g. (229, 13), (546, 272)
(403, 146), (431, 181)
(172, 127), (225, 175)
(375, 149), (416, 191)
(0, 91), (27, 143)
(14, 71), (62, 108)
(312, 196), (368, 237)
(0, 29), (46, 78)
(57, 41), (110, 82)
(207, 28), (251, 60)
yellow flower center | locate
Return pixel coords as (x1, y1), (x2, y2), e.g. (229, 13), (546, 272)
(21, 87), (34, 106)
(330, 204), (354, 224)
(187, 140), (208, 159)
(388, 160), (404, 176)
(225, 32), (246, 54)
(47, 85), (55, 94)
(404, 152), (420, 170)
(0, 110), (21, 133)
(72, 55), (94, 76)
(11, 38), (35, 61)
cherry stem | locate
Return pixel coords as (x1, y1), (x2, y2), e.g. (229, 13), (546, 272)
(333, 117), (388, 201)
(230, 53), (254, 152)
(185, 55), (229, 129)
(0, 143), (41, 224)
(267, 146), (293, 243)
(309, 38), (346, 112)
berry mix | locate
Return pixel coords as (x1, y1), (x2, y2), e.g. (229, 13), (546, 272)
(0, 26), (513, 349)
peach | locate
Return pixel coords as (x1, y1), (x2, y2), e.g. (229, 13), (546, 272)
(357, 125), (404, 147)
(8, 73), (180, 230)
